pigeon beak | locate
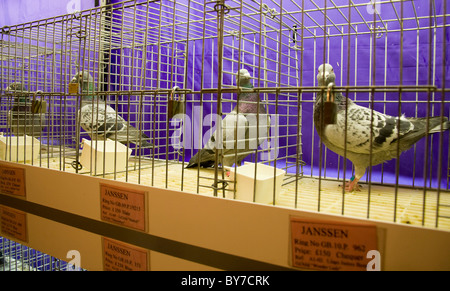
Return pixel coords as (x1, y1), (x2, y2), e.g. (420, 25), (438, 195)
(318, 71), (329, 83)
(70, 77), (78, 84)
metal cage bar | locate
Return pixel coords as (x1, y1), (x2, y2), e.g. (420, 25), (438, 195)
(0, 0), (449, 231)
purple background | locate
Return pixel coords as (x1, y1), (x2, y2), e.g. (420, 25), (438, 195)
(1, 0), (449, 189)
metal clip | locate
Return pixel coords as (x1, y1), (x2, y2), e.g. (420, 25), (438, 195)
(227, 29), (239, 38)
(168, 86), (185, 119)
(67, 26), (87, 39)
(262, 4), (278, 19)
(170, 86), (181, 102)
(1, 25), (10, 35)
(71, 11), (82, 20)
(211, 180), (229, 191)
(372, 25), (385, 39)
(71, 160), (83, 171)
(214, 1), (230, 15)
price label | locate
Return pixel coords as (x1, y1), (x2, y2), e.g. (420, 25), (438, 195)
(103, 237), (148, 271)
(0, 206), (27, 242)
(0, 164), (26, 197)
(100, 184), (146, 231)
(291, 217), (378, 271)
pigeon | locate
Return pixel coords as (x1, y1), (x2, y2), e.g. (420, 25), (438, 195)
(5, 83), (45, 135)
(186, 68), (269, 168)
(5, 83), (43, 112)
(313, 63), (450, 192)
(71, 71), (152, 147)
(5, 83), (28, 113)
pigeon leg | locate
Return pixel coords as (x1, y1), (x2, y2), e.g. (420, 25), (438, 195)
(344, 176), (361, 192)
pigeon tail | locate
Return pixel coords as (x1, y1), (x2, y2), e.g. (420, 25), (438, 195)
(401, 116), (449, 147)
(112, 126), (153, 148)
(186, 149), (216, 168)
(428, 119), (450, 134)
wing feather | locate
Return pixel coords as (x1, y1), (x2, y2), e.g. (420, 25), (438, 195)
(79, 103), (128, 137)
(323, 103), (414, 154)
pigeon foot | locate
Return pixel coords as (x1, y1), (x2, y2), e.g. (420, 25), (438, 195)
(344, 180), (361, 192)
(339, 176), (361, 192)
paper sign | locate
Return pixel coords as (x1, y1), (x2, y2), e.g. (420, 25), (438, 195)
(291, 217), (378, 271)
(103, 237), (148, 271)
(0, 206), (27, 242)
(0, 164), (26, 197)
(68, 83), (79, 94)
(100, 184), (146, 231)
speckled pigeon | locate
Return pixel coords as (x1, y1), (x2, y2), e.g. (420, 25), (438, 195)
(314, 63), (450, 191)
(71, 71), (152, 147)
(186, 69), (269, 168)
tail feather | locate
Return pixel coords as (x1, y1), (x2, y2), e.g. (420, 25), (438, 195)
(399, 117), (449, 149)
(186, 149), (216, 168)
(113, 124), (153, 147)
(429, 119), (450, 134)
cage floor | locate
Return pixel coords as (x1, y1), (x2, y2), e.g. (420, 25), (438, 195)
(13, 153), (450, 231)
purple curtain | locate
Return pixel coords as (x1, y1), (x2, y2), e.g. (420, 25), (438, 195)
(1, 0), (449, 188)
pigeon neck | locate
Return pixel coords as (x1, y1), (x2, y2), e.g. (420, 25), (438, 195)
(318, 78), (334, 86)
(238, 79), (253, 89)
(237, 102), (265, 114)
(81, 82), (96, 101)
(237, 89), (266, 114)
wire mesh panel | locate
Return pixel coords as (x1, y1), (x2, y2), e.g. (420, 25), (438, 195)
(1, 0), (449, 230)
(294, 0), (450, 229)
(0, 237), (83, 271)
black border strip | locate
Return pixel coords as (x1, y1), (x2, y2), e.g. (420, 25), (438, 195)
(0, 193), (295, 271)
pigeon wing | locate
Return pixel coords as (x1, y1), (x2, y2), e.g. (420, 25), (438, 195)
(79, 104), (127, 137)
(323, 103), (414, 155)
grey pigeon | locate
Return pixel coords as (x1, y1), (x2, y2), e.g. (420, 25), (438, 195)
(5, 83), (28, 111)
(5, 83), (43, 111)
(5, 83), (45, 135)
(5, 82), (27, 94)
(186, 69), (269, 168)
(313, 63), (450, 191)
(71, 71), (152, 147)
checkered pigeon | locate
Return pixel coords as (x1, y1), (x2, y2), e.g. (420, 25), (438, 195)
(71, 71), (152, 148)
(313, 63), (450, 191)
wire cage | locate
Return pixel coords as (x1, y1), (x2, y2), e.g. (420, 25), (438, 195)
(0, 237), (84, 271)
(0, 0), (449, 232)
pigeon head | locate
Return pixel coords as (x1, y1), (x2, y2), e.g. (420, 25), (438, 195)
(236, 69), (252, 87)
(71, 71), (93, 85)
(317, 63), (335, 86)
(5, 83), (26, 92)
(70, 71), (96, 99)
